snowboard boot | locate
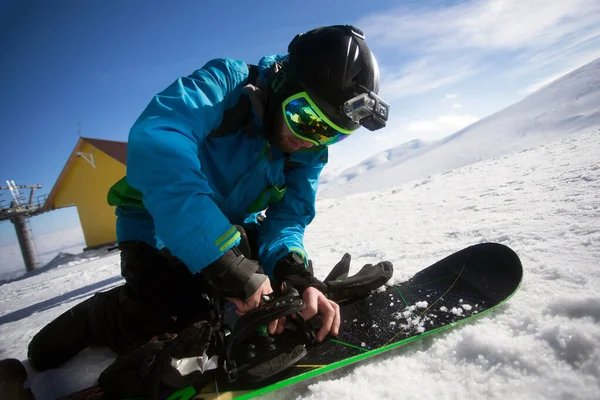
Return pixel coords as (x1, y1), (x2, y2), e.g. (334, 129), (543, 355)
(27, 295), (93, 371)
(98, 321), (219, 400)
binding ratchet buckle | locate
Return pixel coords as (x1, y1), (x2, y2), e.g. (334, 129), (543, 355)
(223, 284), (315, 384)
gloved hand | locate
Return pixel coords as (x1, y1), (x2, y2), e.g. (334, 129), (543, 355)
(323, 253), (393, 302)
(273, 252), (327, 295)
(201, 246), (267, 300)
(274, 252), (393, 303)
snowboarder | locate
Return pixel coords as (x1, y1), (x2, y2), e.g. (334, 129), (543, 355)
(27, 24), (391, 376)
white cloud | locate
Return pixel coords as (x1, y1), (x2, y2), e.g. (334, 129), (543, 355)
(359, 0), (600, 100)
(405, 114), (480, 140)
(442, 94), (463, 108)
(519, 48), (600, 95)
(339, 0), (599, 169)
(443, 94), (458, 101)
(361, 0), (600, 51)
(379, 58), (479, 101)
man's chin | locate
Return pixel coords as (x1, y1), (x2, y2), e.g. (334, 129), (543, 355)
(272, 139), (298, 154)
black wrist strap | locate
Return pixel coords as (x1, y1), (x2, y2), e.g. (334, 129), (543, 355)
(273, 252), (326, 295)
(202, 247), (266, 299)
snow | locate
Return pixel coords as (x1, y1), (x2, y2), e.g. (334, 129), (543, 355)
(1, 59), (600, 399)
(320, 57), (600, 198)
(283, 129), (600, 400)
(450, 307), (464, 316)
(0, 225), (86, 282)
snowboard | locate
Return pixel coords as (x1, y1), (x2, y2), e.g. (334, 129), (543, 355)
(62, 242), (522, 400)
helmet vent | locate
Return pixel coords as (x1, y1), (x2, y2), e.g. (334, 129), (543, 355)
(348, 26), (365, 39)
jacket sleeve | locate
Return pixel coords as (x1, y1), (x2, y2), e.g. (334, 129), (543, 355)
(126, 58), (249, 274)
(257, 148), (328, 277)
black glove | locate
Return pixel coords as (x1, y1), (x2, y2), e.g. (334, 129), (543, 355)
(274, 252), (393, 302)
(323, 253), (393, 302)
(201, 246), (267, 300)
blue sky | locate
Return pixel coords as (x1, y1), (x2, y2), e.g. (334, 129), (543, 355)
(1, 0), (599, 249)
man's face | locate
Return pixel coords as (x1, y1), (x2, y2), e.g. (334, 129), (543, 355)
(271, 108), (315, 153)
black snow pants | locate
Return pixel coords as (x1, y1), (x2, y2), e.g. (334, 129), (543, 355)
(27, 226), (258, 371)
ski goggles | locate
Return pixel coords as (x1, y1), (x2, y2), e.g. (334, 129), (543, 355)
(282, 92), (355, 146)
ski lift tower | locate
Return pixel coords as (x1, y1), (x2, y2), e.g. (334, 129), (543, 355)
(0, 180), (46, 272)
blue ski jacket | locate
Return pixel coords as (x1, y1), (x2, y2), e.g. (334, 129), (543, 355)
(111, 55), (328, 277)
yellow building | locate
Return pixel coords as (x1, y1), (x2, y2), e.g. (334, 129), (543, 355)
(44, 137), (126, 249)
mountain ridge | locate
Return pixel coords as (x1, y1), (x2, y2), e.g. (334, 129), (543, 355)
(320, 57), (600, 197)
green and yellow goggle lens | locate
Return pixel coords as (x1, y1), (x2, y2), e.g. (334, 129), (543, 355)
(282, 92), (355, 146)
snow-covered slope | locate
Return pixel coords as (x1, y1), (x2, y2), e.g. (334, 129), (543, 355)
(1, 131), (599, 399)
(321, 57), (600, 197)
(0, 226), (86, 282)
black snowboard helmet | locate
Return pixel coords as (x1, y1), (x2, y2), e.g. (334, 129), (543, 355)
(265, 25), (387, 138)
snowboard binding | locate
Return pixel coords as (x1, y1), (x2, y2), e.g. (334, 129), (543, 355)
(223, 284), (316, 384)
